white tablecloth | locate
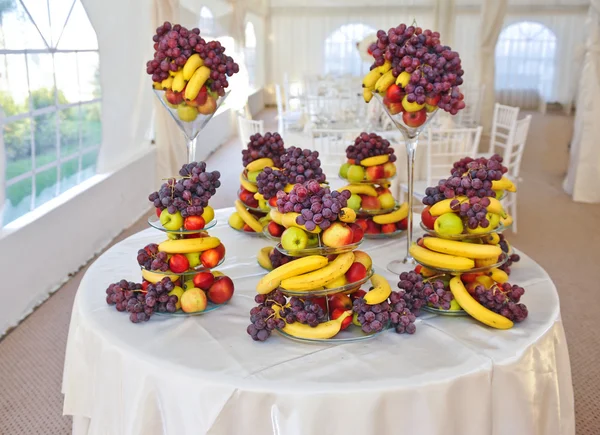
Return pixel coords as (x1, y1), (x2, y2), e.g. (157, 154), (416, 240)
(62, 208), (575, 435)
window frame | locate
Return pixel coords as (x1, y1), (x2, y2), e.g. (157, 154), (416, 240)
(324, 23), (377, 77)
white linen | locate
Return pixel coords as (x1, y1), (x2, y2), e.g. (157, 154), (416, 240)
(63, 208), (574, 435)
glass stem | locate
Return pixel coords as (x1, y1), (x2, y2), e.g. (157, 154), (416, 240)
(404, 134), (419, 264)
(187, 136), (198, 164)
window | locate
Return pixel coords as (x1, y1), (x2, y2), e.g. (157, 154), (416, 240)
(1, 0), (101, 225)
(324, 23), (376, 76)
(244, 21), (256, 87)
(199, 6), (214, 36)
(495, 21), (557, 101)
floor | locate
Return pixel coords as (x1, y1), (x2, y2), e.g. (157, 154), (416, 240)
(1, 108), (599, 434)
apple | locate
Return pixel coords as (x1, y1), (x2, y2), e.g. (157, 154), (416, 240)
(281, 227), (309, 250)
(312, 297), (328, 313)
(200, 248), (221, 268)
(183, 279), (195, 290)
(346, 165), (365, 182)
(388, 102), (404, 115)
(396, 71), (411, 88)
(165, 89), (184, 106)
(349, 222), (364, 243)
(461, 272), (483, 284)
(346, 262), (368, 283)
(421, 207), (438, 230)
(169, 254), (189, 273)
(365, 219), (381, 234)
(184, 215), (205, 231)
(353, 250), (372, 271)
(268, 221), (285, 238)
(155, 208), (162, 218)
(229, 212), (244, 230)
(207, 276), (235, 304)
(378, 192), (395, 209)
(306, 232), (319, 247)
(401, 95), (425, 113)
(168, 286), (185, 310)
(402, 108), (427, 127)
(328, 293), (352, 313)
(448, 299), (461, 311)
(247, 170), (261, 184)
(215, 243), (226, 260)
(201, 205), (215, 224)
(193, 271), (215, 290)
(239, 188), (259, 208)
(350, 289), (367, 301)
(386, 84), (404, 104)
(141, 280), (150, 292)
(331, 308), (352, 330)
(339, 162), (351, 179)
(361, 196), (381, 211)
(465, 281), (478, 295)
(424, 94), (440, 112)
(177, 104), (198, 122)
(365, 165), (385, 181)
(185, 252), (201, 268)
(160, 209), (184, 231)
(347, 193), (362, 211)
(355, 219), (368, 232)
(268, 196), (278, 207)
(381, 223), (397, 234)
(186, 85), (208, 107)
(180, 288), (207, 313)
(243, 224), (255, 232)
(434, 212), (464, 236)
(321, 222), (354, 248)
(197, 94), (217, 114)
(383, 162), (396, 178)
(396, 218), (408, 230)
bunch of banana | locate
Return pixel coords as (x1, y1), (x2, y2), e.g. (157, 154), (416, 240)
(256, 255), (329, 294)
(362, 61), (392, 102)
(430, 196), (507, 218)
(246, 158), (274, 172)
(239, 174), (258, 193)
(158, 236), (221, 254)
(410, 244), (475, 271)
(422, 237), (502, 259)
(257, 247), (273, 271)
(360, 155), (390, 167)
(338, 184), (378, 196)
(372, 202), (408, 225)
(280, 252), (354, 291)
(277, 310), (352, 339)
(338, 207), (357, 223)
(364, 274), (392, 305)
(141, 269), (179, 284)
(491, 176), (517, 192)
(271, 209), (321, 234)
(234, 200), (265, 232)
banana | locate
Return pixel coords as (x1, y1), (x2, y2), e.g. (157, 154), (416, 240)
(486, 198), (507, 218)
(429, 196), (507, 218)
(363, 88), (373, 103)
(338, 184), (378, 196)
(257, 247), (273, 271)
(141, 269), (178, 284)
(324, 275), (347, 289)
(420, 266), (438, 277)
(246, 157), (273, 172)
(501, 214), (513, 227)
(269, 208), (283, 225)
(449, 277), (513, 329)
(183, 53), (204, 81)
(153, 81), (163, 90)
(280, 252), (355, 291)
(281, 212), (321, 234)
(278, 310), (351, 340)
(283, 184), (294, 193)
(373, 202), (408, 224)
(374, 70), (395, 93)
(360, 155), (389, 166)
(254, 192), (265, 201)
(235, 200), (264, 232)
(239, 173), (258, 193)
(422, 237), (502, 260)
(376, 60), (392, 74)
(362, 68), (382, 88)
(158, 236), (221, 254)
(256, 255), (329, 294)
(484, 233), (501, 245)
(474, 256), (500, 268)
(475, 275), (495, 289)
(410, 244), (475, 271)
(492, 177), (517, 192)
(489, 267), (509, 284)
(160, 76), (174, 90)
(184, 65), (210, 100)
(171, 70), (186, 92)
(364, 274), (392, 305)
(338, 207), (356, 223)
(396, 71), (411, 87)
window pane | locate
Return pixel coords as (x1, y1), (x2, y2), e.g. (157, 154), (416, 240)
(59, 107), (79, 158)
(324, 24), (375, 76)
(59, 157), (79, 194)
(33, 111), (57, 161)
(81, 102), (101, 147)
(81, 148), (98, 178)
(4, 119), (32, 180)
(54, 53), (79, 103)
(77, 52), (100, 101)
(0, 0), (48, 49)
(49, 0), (75, 48)
(0, 54), (29, 116)
(56, 0), (97, 50)
(5, 177), (32, 223)
(28, 54), (56, 109)
(34, 166), (58, 208)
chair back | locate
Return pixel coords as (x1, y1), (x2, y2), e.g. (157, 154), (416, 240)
(489, 103), (520, 155)
(505, 115), (532, 179)
(308, 129), (361, 179)
(237, 115), (264, 146)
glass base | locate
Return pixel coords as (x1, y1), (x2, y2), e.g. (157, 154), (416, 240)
(387, 257), (417, 275)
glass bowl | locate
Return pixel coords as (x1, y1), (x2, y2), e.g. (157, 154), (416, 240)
(339, 174), (396, 185)
(277, 267), (374, 297)
(154, 302), (225, 316)
(262, 225), (281, 242)
(364, 228), (405, 239)
(148, 215), (217, 234)
(421, 305), (468, 317)
(355, 201), (399, 217)
(276, 319), (389, 343)
(419, 221), (508, 240)
(140, 257), (225, 276)
(275, 237), (363, 257)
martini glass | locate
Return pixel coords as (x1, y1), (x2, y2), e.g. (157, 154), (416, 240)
(373, 93), (438, 274)
(153, 89), (229, 163)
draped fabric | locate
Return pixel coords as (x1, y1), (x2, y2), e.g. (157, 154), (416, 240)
(434, 0), (455, 47)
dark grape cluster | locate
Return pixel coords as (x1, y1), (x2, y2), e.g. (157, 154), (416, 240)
(106, 279), (152, 323)
(279, 297), (328, 327)
(148, 161), (220, 218)
(247, 291), (287, 341)
(346, 132), (396, 163)
(276, 180), (351, 231)
(269, 248), (295, 269)
(352, 298), (391, 334)
(146, 21), (239, 95)
(369, 24), (465, 114)
(145, 277), (179, 314)
(136, 243), (169, 272)
(395, 270), (427, 314)
(473, 283), (528, 322)
(389, 291), (417, 334)
(256, 167), (290, 200)
(242, 132), (286, 167)
(279, 147), (326, 184)
(498, 234), (520, 274)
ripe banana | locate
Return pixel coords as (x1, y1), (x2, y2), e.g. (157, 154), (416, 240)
(449, 277), (513, 329)
(141, 269), (178, 284)
(160, 76), (174, 90)
(278, 310), (351, 340)
(363, 88), (373, 103)
(184, 66), (210, 100)
(158, 236), (221, 254)
(410, 244), (475, 271)
(281, 212), (321, 234)
(373, 202), (408, 224)
(486, 198), (507, 218)
(338, 184), (378, 196)
(422, 237), (502, 260)
(484, 233), (501, 245)
(474, 256), (500, 268)
(429, 196), (507, 218)
(501, 214), (513, 227)
(280, 252), (355, 291)
(374, 70), (395, 93)
(338, 207), (356, 223)
(362, 68), (382, 88)
(183, 54), (204, 81)
(360, 155), (389, 166)
(475, 275), (495, 289)
(256, 255), (329, 294)
(257, 246), (273, 271)
(492, 177), (516, 192)
(153, 81), (163, 90)
(376, 60), (392, 74)
(171, 70), (186, 92)
(235, 200), (264, 232)
(489, 267), (509, 283)
(246, 157), (273, 172)
(269, 208), (283, 225)
(254, 192), (265, 201)
(364, 274), (392, 305)
(283, 184), (294, 193)
(239, 173), (258, 193)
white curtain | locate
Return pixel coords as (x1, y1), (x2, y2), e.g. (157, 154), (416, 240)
(434, 0), (455, 47)
(564, 0), (600, 204)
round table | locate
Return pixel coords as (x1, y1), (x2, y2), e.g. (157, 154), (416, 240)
(62, 208), (575, 435)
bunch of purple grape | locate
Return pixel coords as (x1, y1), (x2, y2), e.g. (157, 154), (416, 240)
(420, 279), (453, 310)
(279, 147), (326, 184)
(473, 283), (528, 322)
(269, 248), (295, 269)
(145, 277), (179, 314)
(352, 297), (391, 334)
(497, 234), (520, 275)
(395, 270), (428, 314)
(148, 161), (220, 218)
(193, 39), (239, 96)
(276, 180), (351, 231)
(256, 167), (290, 200)
(136, 243), (169, 272)
(247, 291), (287, 341)
(279, 297), (328, 327)
(369, 24), (465, 114)
(106, 280), (152, 323)
(346, 132), (396, 163)
(242, 132), (286, 167)
(389, 291), (417, 334)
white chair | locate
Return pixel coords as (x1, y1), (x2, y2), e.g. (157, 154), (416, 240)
(275, 84), (303, 134)
(481, 103), (520, 158)
(400, 126), (483, 203)
(455, 84), (485, 127)
(237, 115), (264, 146)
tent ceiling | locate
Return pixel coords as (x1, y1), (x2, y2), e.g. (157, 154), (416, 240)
(269, 0), (589, 8)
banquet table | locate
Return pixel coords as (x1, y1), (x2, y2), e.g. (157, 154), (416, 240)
(62, 208), (575, 435)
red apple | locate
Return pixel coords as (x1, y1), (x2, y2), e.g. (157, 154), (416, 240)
(200, 248), (221, 268)
(184, 215), (206, 231)
(424, 94), (440, 112)
(381, 223), (397, 234)
(389, 102), (404, 115)
(348, 223), (364, 243)
(243, 224), (255, 232)
(207, 276), (235, 304)
(165, 89), (184, 105)
(186, 85), (208, 107)
(346, 262), (368, 283)
(402, 108), (427, 127)
(268, 221), (285, 238)
(355, 218), (368, 232)
(198, 94), (217, 115)
(268, 196), (278, 207)
(328, 293), (352, 313)
(396, 218), (408, 230)
(312, 297), (327, 313)
(331, 308), (352, 330)
(215, 243), (226, 260)
(193, 271), (215, 290)
(365, 219), (381, 234)
(155, 208), (162, 218)
(361, 195), (381, 210)
(347, 159), (355, 165)
(239, 189), (259, 208)
(321, 222), (354, 248)
(414, 265), (423, 274)
(417, 237), (426, 247)
(375, 186), (391, 195)
(352, 289), (367, 302)
(465, 281), (478, 295)
(386, 84), (405, 104)
(141, 280), (150, 292)
(421, 206), (438, 230)
(365, 165), (385, 181)
(383, 162), (396, 178)
(169, 253), (190, 273)
(461, 272), (483, 284)
(185, 233), (202, 239)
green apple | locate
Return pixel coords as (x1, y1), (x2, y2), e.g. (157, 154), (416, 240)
(281, 227), (309, 251)
(168, 286), (185, 310)
(185, 252), (201, 268)
(347, 194), (362, 211)
(347, 165), (365, 182)
(339, 163), (351, 179)
(160, 209), (184, 231)
(247, 170), (261, 183)
(434, 212), (464, 236)
(183, 279), (195, 290)
(448, 299), (461, 311)
(177, 104), (198, 122)
(378, 192), (396, 209)
(307, 232), (319, 247)
(228, 212), (244, 230)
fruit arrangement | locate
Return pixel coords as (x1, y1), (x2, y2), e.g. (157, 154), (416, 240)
(148, 22), (239, 121)
(339, 133), (397, 183)
(362, 23), (466, 126)
(256, 246), (296, 271)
